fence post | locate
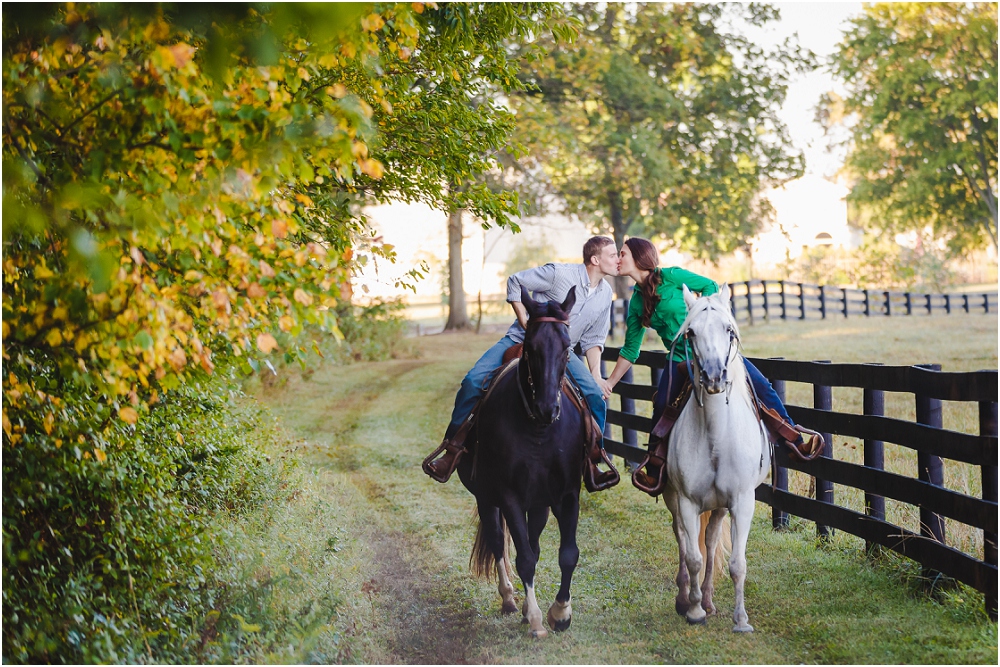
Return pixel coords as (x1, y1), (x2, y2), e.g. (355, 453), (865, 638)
(915, 363), (946, 586)
(863, 365), (885, 558)
(963, 294), (970, 313)
(780, 280), (787, 320)
(621, 366), (637, 448)
(814, 362), (833, 540)
(746, 281), (754, 327)
(944, 294), (951, 314)
(925, 293), (932, 315)
(842, 287), (849, 318)
(905, 292), (912, 315)
(771, 359), (789, 530)
(819, 286), (827, 319)
(730, 283), (738, 320)
(981, 400), (998, 620)
(984, 293), (990, 314)
(761, 280), (770, 322)
(885, 291), (892, 316)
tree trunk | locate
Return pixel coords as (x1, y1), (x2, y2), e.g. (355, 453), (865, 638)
(608, 188), (631, 299)
(445, 207), (471, 330)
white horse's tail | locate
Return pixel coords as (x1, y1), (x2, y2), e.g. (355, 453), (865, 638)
(698, 511), (732, 581)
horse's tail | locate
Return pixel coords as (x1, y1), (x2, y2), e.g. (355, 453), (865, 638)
(470, 508), (511, 581)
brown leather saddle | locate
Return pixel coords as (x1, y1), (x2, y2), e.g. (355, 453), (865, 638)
(502, 343), (619, 492)
(633, 363), (822, 496)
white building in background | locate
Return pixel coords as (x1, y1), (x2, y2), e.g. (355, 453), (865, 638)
(750, 174), (861, 268)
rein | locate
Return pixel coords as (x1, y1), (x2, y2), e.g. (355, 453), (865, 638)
(670, 304), (739, 408)
(518, 316), (570, 422)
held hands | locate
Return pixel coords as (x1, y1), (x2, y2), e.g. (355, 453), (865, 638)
(596, 377), (614, 400)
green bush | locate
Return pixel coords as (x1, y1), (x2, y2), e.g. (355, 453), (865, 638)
(2, 372), (288, 663)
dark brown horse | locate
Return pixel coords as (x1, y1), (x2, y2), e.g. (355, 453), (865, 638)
(457, 286), (585, 638)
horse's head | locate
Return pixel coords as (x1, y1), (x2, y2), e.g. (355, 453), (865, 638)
(519, 285), (575, 424)
(679, 284), (740, 395)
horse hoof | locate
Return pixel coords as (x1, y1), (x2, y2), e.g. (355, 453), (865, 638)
(702, 603), (717, 616)
(733, 623), (754, 633)
(675, 599), (690, 616)
(531, 628), (549, 639)
(686, 614), (708, 626)
(550, 617), (571, 632)
(501, 600), (518, 614)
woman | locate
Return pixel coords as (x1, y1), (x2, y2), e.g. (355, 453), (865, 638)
(605, 237), (823, 496)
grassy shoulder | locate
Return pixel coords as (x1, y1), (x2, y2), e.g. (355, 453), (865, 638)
(232, 316), (996, 664)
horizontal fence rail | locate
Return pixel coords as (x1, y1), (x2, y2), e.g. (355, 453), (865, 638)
(609, 282), (997, 336)
(599, 346), (998, 620)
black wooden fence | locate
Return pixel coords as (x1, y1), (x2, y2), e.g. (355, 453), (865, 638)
(608, 282), (997, 335)
(599, 346), (999, 620)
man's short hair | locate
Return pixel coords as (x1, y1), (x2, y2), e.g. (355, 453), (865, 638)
(583, 236), (615, 265)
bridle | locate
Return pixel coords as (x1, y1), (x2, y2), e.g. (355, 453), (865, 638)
(668, 304), (740, 408)
(518, 316), (571, 422)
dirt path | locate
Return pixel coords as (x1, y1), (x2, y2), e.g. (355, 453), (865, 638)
(268, 349), (498, 663)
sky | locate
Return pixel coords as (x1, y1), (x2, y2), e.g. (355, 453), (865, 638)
(745, 1), (865, 178)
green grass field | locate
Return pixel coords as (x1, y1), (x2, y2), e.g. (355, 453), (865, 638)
(239, 313), (997, 663)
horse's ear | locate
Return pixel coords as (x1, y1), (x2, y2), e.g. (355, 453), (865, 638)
(520, 285), (536, 317)
(683, 283), (698, 310)
(718, 283), (731, 309)
(559, 285), (577, 316)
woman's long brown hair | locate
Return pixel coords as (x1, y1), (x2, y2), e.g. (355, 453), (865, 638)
(624, 237), (661, 328)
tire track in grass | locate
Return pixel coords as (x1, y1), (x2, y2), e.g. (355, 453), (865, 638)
(269, 354), (494, 664)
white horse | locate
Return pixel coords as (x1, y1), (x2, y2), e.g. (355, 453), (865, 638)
(663, 284), (770, 633)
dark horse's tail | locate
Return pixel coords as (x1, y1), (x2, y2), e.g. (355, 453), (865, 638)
(470, 509), (512, 580)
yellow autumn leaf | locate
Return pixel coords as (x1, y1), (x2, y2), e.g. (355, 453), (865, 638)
(278, 315), (295, 332)
(119, 406), (138, 424)
(45, 329), (64, 347)
(94, 448), (107, 463)
(257, 333), (278, 354)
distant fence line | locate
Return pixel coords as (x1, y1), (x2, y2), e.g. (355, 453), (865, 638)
(598, 346), (998, 620)
(609, 281), (997, 335)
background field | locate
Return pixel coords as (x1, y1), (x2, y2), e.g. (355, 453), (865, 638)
(240, 312), (997, 663)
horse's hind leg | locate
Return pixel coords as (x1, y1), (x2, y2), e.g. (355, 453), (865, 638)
(729, 494), (755, 632)
(475, 504), (517, 614)
(503, 504), (548, 638)
(547, 495), (579, 632)
(700, 509), (726, 616)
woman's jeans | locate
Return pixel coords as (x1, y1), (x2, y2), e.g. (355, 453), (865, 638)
(444, 335), (607, 440)
(651, 357), (792, 427)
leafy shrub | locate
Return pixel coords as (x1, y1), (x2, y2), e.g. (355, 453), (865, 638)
(2, 372), (288, 663)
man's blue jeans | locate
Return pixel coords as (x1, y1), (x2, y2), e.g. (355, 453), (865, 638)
(444, 336), (607, 440)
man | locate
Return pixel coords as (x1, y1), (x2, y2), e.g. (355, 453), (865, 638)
(423, 236), (620, 483)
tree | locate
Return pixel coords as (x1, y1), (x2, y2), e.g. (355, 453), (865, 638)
(820, 3), (998, 253)
(513, 2), (811, 294)
(0, 2), (573, 658)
